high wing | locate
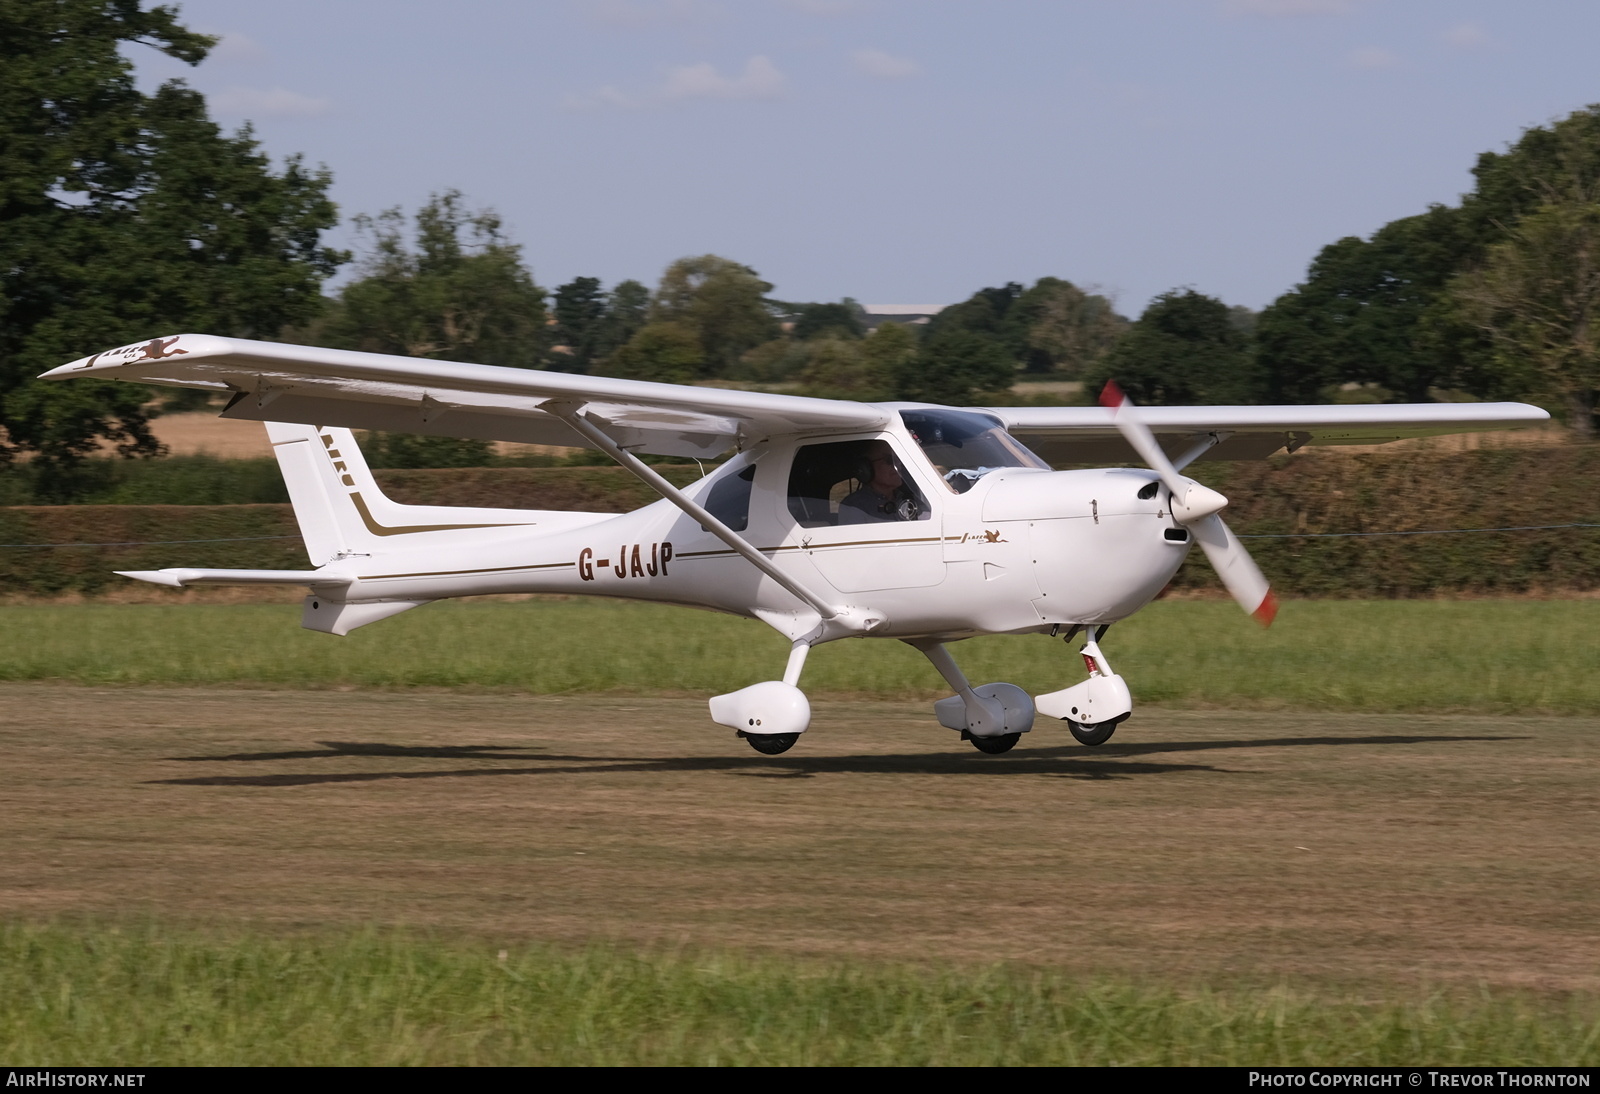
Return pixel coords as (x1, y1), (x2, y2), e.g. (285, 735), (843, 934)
(43, 333), (1549, 462)
(43, 334), (886, 458)
(985, 402), (1551, 464)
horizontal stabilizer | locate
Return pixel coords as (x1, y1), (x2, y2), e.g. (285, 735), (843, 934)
(116, 568), (347, 588)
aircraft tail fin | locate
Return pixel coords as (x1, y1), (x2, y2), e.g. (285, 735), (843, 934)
(265, 423), (550, 565)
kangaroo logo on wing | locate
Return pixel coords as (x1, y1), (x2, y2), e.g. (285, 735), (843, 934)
(137, 337), (187, 360)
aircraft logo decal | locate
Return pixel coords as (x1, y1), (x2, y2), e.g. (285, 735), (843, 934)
(73, 336), (188, 370)
(138, 337), (187, 360)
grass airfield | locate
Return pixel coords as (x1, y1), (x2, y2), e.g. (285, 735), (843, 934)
(1, 600), (1598, 1063)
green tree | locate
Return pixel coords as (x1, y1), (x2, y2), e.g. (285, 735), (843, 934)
(550, 276), (607, 373)
(607, 321), (705, 384)
(596, 279), (650, 367)
(1, 0), (343, 478)
(791, 301), (865, 341)
(927, 278), (1127, 377)
(1089, 289), (1260, 405)
(796, 336), (865, 396)
(733, 337), (811, 384)
(926, 282), (1029, 364)
(857, 321), (918, 398)
(901, 331), (1015, 405)
(1014, 277), (1128, 376)
(1257, 105), (1600, 406)
(320, 192), (546, 368)
(1254, 206), (1478, 402)
(651, 255), (779, 377)
(1450, 138), (1600, 435)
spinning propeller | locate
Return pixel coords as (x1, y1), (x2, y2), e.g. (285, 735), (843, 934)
(1100, 381), (1278, 626)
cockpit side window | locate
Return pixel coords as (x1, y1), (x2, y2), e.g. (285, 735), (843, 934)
(901, 409), (1051, 494)
(786, 439), (930, 528)
(701, 464), (755, 531)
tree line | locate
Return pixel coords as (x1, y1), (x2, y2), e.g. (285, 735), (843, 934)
(4, 0), (1598, 486)
(301, 218), (1131, 410)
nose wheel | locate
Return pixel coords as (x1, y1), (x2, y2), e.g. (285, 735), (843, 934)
(740, 731), (800, 755)
(968, 732), (1021, 755)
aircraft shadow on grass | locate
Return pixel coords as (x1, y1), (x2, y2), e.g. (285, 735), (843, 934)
(150, 733), (1523, 789)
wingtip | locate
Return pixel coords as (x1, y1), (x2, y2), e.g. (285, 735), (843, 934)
(1097, 380), (1125, 410)
(115, 570), (186, 588)
(1252, 589), (1279, 628)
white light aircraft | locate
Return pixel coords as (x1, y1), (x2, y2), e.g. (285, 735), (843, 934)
(45, 336), (1548, 755)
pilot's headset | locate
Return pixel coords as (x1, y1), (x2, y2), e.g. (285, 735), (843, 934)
(855, 442), (888, 485)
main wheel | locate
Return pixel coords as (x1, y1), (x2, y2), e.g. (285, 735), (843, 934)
(745, 732), (800, 755)
(970, 732), (1021, 755)
(1067, 719), (1117, 746)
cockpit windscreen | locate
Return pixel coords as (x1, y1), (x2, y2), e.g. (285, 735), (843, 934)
(900, 410), (1050, 493)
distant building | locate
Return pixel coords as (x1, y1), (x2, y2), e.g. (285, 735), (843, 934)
(861, 304), (947, 330)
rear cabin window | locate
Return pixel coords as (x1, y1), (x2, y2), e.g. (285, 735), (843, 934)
(786, 439), (930, 528)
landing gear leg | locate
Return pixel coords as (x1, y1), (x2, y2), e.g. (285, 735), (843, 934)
(711, 640), (813, 755)
(1035, 626), (1133, 746)
(908, 639), (1035, 754)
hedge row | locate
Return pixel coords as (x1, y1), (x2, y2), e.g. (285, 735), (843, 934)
(2, 449), (1596, 598)
(0, 504), (304, 597)
(1164, 445), (1600, 596)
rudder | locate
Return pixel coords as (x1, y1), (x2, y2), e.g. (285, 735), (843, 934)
(266, 423), (566, 567)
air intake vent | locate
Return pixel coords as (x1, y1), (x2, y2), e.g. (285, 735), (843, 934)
(1163, 528), (1190, 542)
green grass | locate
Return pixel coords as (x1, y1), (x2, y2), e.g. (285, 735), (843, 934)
(1, 922), (1594, 1066)
(0, 599), (1596, 713)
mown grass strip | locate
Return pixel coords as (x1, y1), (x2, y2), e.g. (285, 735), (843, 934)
(1, 922), (1595, 1066)
(0, 599), (1596, 714)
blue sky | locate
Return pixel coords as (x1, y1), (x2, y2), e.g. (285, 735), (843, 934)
(132, 0), (1600, 314)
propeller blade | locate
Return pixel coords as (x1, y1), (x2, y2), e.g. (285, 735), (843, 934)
(1190, 513), (1278, 626)
(1101, 381), (1277, 627)
(1100, 381), (1227, 523)
(1099, 381), (1187, 498)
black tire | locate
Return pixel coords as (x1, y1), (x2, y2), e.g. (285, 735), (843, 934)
(1067, 719), (1117, 746)
(745, 732), (800, 755)
(970, 733), (1021, 755)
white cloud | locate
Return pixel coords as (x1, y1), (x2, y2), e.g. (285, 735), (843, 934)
(1347, 45), (1400, 69)
(852, 48), (919, 79)
(565, 55), (786, 109)
(1443, 22), (1492, 49)
(210, 86), (331, 118)
(662, 55), (786, 100)
(1221, 0), (1355, 16)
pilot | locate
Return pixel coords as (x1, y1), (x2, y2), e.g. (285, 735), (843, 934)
(839, 441), (922, 523)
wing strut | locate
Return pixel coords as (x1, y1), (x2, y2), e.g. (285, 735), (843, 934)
(547, 402), (839, 620)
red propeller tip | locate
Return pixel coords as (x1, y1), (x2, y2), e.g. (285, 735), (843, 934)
(1252, 590), (1279, 628)
(1098, 380), (1125, 410)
